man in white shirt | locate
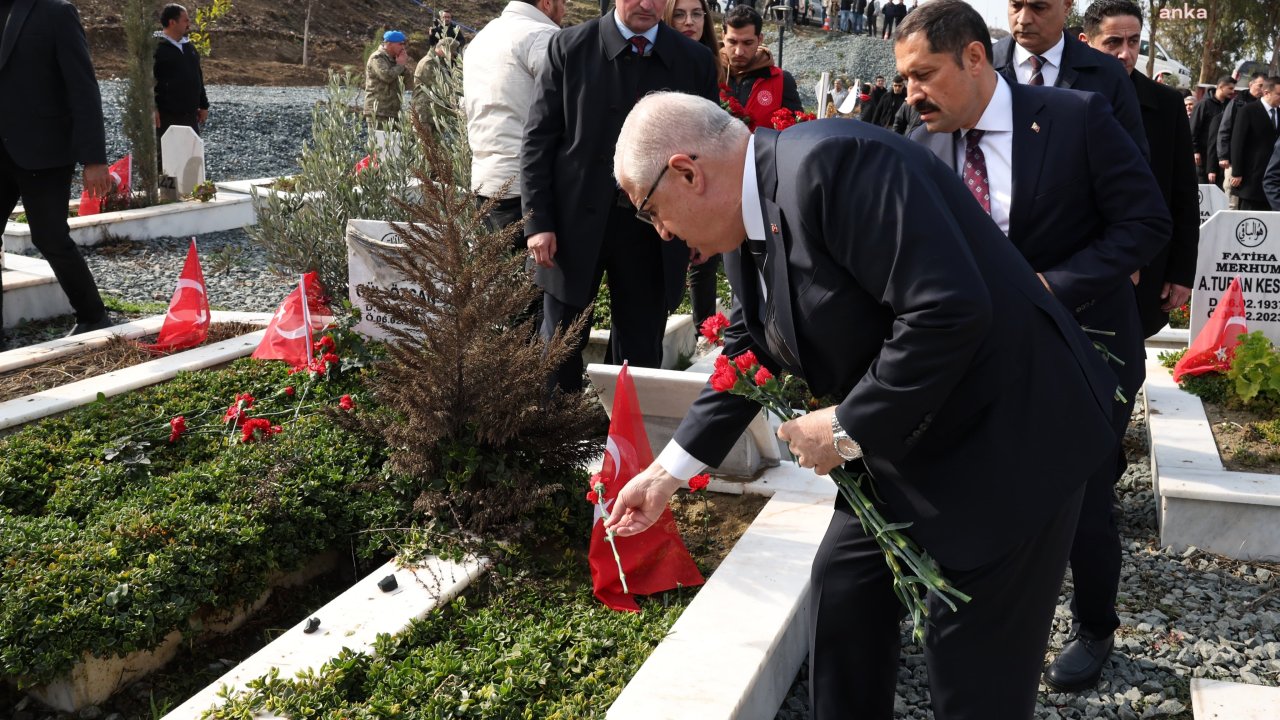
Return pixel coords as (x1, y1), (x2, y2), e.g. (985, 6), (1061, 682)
(462, 0), (565, 242)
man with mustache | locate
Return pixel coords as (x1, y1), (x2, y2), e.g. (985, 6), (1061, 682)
(898, 0), (1170, 692)
(521, 0), (717, 392)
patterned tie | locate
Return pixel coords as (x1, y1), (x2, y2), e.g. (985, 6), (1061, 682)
(1029, 55), (1046, 86)
(963, 129), (991, 215)
(629, 36), (649, 56)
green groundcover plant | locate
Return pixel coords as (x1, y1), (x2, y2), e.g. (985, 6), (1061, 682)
(205, 550), (694, 719)
(1161, 330), (1280, 413)
(0, 353), (408, 688)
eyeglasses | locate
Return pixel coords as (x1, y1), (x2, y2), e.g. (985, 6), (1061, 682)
(635, 155), (697, 225)
(672, 10), (707, 21)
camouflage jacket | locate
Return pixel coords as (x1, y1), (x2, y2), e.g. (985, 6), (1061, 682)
(412, 54), (458, 128)
(364, 47), (408, 119)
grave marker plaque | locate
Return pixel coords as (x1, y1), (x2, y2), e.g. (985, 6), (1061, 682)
(346, 219), (426, 340)
(1191, 211), (1280, 344)
(1197, 184), (1229, 226)
(160, 126), (205, 196)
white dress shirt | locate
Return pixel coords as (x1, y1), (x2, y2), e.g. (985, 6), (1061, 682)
(1012, 33), (1064, 87)
(655, 135), (767, 481)
(953, 74), (1015, 235)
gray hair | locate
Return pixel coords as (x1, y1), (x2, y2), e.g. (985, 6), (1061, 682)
(614, 92), (749, 190)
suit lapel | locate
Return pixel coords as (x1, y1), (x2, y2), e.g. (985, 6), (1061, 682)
(753, 130), (806, 375)
(0, 0), (36, 72)
(1009, 85), (1051, 242)
(993, 38), (1019, 87)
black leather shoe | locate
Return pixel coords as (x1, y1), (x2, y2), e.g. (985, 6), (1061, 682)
(1045, 632), (1113, 692)
(66, 316), (114, 337)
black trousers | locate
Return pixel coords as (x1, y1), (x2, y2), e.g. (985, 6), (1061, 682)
(689, 253), (722, 329)
(0, 144), (107, 328)
(477, 194), (542, 330)
(541, 204), (667, 393)
(809, 482), (1085, 719)
(1237, 196), (1272, 211)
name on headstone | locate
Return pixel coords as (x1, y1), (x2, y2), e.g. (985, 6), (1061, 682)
(346, 218), (430, 340)
(1191, 211), (1280, 344)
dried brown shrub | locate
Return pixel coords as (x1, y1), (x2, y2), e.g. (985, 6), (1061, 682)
(352, 116), (605, 540)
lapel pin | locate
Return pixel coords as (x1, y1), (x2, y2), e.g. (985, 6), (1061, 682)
(1031, 122), (1041, 133)
(770, 223), (780, 234)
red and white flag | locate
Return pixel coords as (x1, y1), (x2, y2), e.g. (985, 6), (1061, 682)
(78, 154), (131, 216)
(1174, 277), (1248, 382)
(144, 238), (209, 352)
(590, 363), (704, 612)
(252, 272), (330, 366)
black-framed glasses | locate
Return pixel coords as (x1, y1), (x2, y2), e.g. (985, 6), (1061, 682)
(635, 155), (697, 225)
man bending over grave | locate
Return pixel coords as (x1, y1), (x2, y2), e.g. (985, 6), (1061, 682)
(0, 0), (113, 345)
(605, 91), (1120, 719)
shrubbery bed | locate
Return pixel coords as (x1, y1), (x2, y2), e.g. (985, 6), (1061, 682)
(0, 357), (405, 687)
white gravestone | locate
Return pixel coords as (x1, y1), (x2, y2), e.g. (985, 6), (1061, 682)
(815, 72), (832, 119)
(1197, 184), (1229, 227)
(346, 218), (426, 341)
(160, 125), (205, 196)
(1191, 211), (1280, 344)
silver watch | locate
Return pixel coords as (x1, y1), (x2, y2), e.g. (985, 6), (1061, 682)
(830, 413), (863, 461)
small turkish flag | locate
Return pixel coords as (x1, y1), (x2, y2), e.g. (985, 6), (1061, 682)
(144, 238), (209, 352)
(78, 154), (131, 216)
(252, 272), (330, 366)
(1174, 276), (1248, 383)
(589, 362), (704, 613)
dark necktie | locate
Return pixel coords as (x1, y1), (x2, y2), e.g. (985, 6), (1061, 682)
(1029, 55), (1046, 86)
(963, 129), (992, 215)
(745, 238), (768, 266)
(629, 36), (649, 56)
(1271, 106), (1278, 131)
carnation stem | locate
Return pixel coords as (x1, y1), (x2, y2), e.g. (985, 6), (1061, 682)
(595, 481), (629, 594)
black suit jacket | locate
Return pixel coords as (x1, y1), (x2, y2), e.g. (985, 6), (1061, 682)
(1132, 70), (1200, 337)
(1229, 100), (1280, 204)
(521, 18), (717, 309)
(672, 122), (1117, 570)
(912, 81), (1170, 404)
(993, 33), (1149, 161)
(1265, 136), (1280, 210)
(0, 0), (106, 169)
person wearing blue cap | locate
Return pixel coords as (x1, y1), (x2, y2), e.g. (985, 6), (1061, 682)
(364, 29), (411, 126)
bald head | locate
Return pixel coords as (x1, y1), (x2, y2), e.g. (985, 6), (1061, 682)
(614, 92), (749, 191)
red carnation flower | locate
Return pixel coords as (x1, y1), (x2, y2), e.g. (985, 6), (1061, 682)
(322, 352), (340, 366)
(710, 354), (738, 392)
(284, 386), (295, 397)
(313, 335), (336, 353)
(240, 417), (281, 443)
(754, 366), (773, 386)
(338, 394), (355, 411)
(700, 312), (730, 345)
(586, 489), (599, 504)
(168, 416), (187, 443)
(733, 351), (759, 372)
(688, 473), (710, 492)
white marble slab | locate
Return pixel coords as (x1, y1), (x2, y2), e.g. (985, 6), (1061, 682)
(587, 362), (781, 478)
(0, 328), (267, 431)
(1144, 352), (1280, 560)
(2, 253), (73, 327)
(608, 463), (835, 720)
(164, 555), (490, 720)
(160, 125), (206, 195)
(4, 191), (254, 254)
(1147, 324), (1189, 349)
(1191, 678), (1280, 718)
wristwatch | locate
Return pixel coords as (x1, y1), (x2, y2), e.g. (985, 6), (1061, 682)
(830, 412), (863, 461)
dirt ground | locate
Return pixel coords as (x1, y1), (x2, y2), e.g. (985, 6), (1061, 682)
(1203, 400), (1280, 474)
(77, 0), (600, 86)
(669, 487), (769, 575)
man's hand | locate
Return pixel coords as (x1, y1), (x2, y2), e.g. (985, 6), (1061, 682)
(527, 231), (557, 268)
(777, 406), (844, 475)
(82, 164), (111, 198)
(1161, 282), (1192, 311)
(153, 110), (161, 129)
(604, 462), (683, 536)
(1231, 175), (1243, 188)
(1208, 172), (1217, 184)
(1194, 152), (1201, 165)
(1131, 270), (1141, 285)
(1219, 159), (1231, 169)
(197, 108), (209, 124)
(395, 49), (409, 66)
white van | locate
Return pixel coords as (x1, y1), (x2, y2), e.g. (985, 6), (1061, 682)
(1137, 38), (1193, 87)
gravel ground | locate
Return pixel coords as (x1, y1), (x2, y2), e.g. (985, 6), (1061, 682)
(774, 397), (1280, 719)
(765, 27), (901, 108)
(7, 83), (323, 348)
